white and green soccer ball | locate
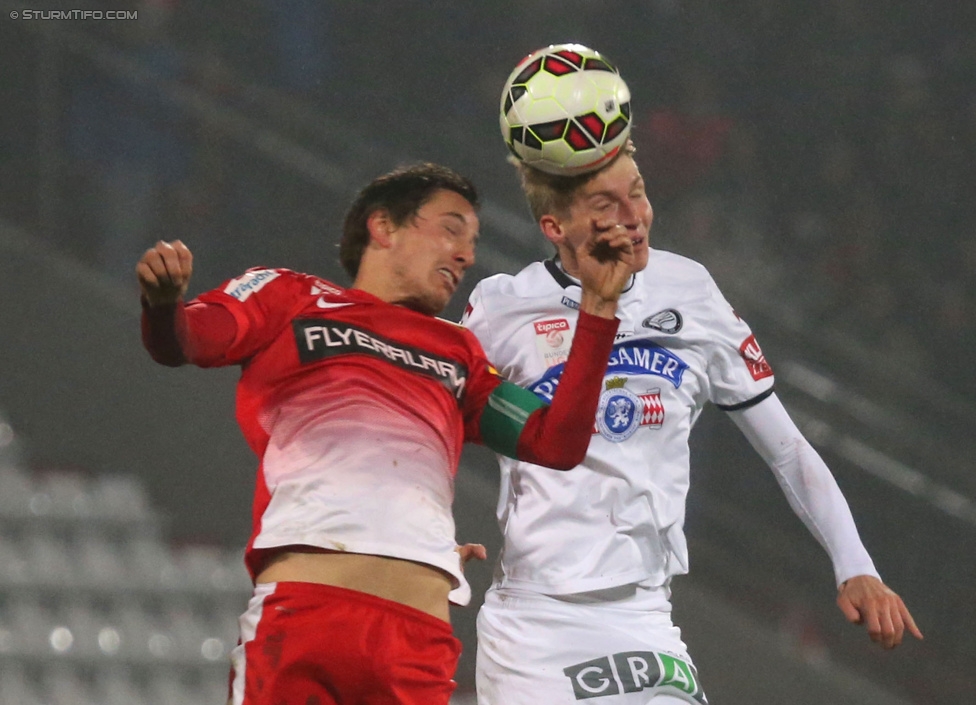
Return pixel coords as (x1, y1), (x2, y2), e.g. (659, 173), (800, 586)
(500, 43), (632, 176)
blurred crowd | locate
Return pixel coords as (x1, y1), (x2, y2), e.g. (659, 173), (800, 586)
(4, 0), (973, 390)
(619, 0), (976, 398)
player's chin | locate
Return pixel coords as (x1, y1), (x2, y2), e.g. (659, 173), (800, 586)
(397, 293), (448, 317)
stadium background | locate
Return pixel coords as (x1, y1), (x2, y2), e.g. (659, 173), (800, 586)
(0, 1), (974, 703)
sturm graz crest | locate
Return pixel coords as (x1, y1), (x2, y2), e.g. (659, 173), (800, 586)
(596, 379), (642, 442)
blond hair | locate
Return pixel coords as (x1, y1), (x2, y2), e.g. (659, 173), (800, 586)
(514, 140), (636, 222)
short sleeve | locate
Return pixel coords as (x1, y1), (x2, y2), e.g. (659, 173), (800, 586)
(193, 268), (300, 364)
(458, 327), (503, 444)
(702, 275), (775, 410)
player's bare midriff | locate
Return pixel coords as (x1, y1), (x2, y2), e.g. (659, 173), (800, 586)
(256, 549), (454, 623)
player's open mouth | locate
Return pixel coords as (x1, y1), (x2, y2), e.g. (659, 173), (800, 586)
(438, 268), (460, 288)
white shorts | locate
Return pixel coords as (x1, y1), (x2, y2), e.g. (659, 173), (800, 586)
(476, 584), (707, 705)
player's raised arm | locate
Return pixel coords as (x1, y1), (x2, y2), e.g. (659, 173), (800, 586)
(474, 223), (633, 470)
(137, 240), (237, 367)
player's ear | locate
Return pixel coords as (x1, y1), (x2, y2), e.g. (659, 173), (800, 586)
(539, 214), (564, 247)
(366, 208), (395, 248)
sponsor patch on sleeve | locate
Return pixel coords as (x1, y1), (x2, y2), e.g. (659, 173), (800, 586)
(738, 334), (773, 381)
(223, 269), (280, 302)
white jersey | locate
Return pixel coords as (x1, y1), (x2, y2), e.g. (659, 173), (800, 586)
(463, 250), (776, 594)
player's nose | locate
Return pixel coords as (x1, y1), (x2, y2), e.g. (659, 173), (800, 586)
(455, 240), (476, 270)
(617, 199), (639, 227)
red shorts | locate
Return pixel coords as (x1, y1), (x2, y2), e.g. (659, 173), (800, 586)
(229, 581), (462, 705)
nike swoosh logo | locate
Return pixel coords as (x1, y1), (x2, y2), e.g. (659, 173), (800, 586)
(316, 298), (354, 309)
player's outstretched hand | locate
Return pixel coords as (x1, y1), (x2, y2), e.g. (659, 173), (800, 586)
(137, 240), (194, 307)
(837, 575), (923, 649)
(575, 222), (635, 319)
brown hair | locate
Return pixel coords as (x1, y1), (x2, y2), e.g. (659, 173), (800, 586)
(339, 162), (479, 279)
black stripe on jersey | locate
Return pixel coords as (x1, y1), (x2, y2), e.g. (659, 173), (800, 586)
(292, 319), (469, 399)
(716, 386), (775, 412)
(545, 257), (636, 292)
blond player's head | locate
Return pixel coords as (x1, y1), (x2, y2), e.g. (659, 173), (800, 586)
(513, 140), (637, 222)
(513, 141), (651, 276)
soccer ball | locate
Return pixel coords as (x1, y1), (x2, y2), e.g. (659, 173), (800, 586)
(500, 43), (632, 176)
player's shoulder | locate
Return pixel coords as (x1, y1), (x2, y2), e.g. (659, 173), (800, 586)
(434, 315), (467, 332)
(470, 260), (559, 302)
(427, 314), (490, 360)
(636, 249), (719, 299)
(220, 267), (343, 303)
(643, 248), (714, 284)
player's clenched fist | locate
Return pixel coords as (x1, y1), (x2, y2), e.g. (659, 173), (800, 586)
(137, 240), (194, 307)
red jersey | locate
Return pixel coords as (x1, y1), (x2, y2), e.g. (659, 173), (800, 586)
(192, 268), (503, 604)
(142, 267), (620, 605)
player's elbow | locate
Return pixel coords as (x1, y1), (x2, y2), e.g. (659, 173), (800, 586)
(146, 349), (187, 367)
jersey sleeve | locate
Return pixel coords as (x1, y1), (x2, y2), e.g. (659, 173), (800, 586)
(460, 282), (528, 452)
(727, 393), (880, 586)
(702, 274), (776, 410)
(141, 299), (237, 367)
(459, 327), (506, 441)
(189, 267), (301, 365)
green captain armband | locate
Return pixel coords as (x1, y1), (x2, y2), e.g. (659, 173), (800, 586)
(480, 380), (547, 458)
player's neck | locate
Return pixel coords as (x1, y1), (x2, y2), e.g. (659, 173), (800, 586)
(553, 249), (582, 280)
(351, 266), (399, 304)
